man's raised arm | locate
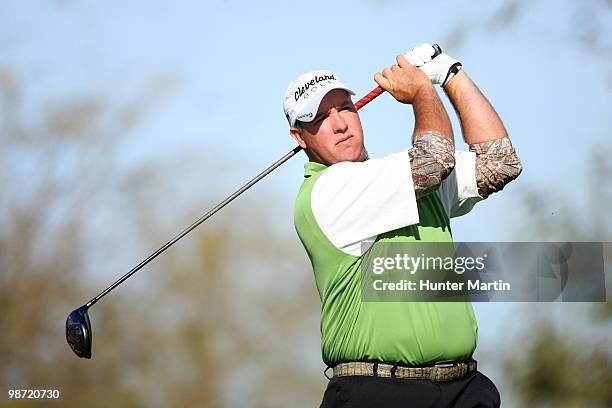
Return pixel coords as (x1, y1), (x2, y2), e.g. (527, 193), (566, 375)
(405, 43), (523, 199)
(374, 54), (457, 198)
(444, 71), (523, 199)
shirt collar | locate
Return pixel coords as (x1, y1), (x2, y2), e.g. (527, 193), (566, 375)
(304, 161), (329, 178)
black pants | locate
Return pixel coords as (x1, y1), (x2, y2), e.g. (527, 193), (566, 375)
(320, 371), (501, 408)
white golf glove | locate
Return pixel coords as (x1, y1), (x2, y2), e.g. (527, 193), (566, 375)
(403, 43), (463, 87)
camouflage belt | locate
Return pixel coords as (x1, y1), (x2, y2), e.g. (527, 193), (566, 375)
(331, 359), (477, 382)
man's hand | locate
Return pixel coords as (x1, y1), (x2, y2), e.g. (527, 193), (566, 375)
(404, 43), (463, 87)
(374, 52), (454, 146)
(374, 54), (432, 104)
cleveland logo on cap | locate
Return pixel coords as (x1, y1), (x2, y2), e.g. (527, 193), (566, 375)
(294, 74), (336, 102)
(284, 70), (354, 127)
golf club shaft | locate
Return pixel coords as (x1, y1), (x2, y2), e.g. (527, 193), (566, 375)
(86, 145), (303, 307)
(85, 89), (385, 308)
(85, 39), (446, 306)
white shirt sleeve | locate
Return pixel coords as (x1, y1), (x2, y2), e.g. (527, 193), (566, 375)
(311, 151), (420, 255)
(435, 150), (484, 218)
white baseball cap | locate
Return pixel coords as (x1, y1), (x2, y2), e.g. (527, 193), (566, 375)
(283, 70), (355, 127)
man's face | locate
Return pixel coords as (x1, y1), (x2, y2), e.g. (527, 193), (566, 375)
(290, 89), (366, 165)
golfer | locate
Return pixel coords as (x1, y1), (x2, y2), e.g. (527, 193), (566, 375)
(284, 44), (522, 407)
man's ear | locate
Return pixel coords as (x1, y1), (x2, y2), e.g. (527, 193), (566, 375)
(290, 128), (307, 149)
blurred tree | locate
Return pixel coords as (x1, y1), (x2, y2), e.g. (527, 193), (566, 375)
(505, 144), (612, 407)
(0, 60), (324, 407)
(503, 320), (611, 407)
(432, 1), (612, 406)
(0, 63), (154, 406)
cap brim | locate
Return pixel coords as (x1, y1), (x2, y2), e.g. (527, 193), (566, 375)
(293, 86), (356, 126)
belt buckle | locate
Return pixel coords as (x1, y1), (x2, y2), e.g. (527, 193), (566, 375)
(430, 363), (454, 382)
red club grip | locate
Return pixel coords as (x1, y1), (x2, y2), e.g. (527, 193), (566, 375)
(354, 86), (384, 110)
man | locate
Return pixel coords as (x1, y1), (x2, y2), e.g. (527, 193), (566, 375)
(284, 44), (522, 407)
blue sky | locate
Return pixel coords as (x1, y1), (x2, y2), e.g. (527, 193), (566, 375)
(4, 0), (609, 232)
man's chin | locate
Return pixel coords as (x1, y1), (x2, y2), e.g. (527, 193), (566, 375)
(336, 146), (367, 163)
(350, 149), (368, 162)
(320, 147), (367, 165)
(341, 151), (368, 162)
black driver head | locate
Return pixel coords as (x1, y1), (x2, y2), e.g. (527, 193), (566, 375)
(66, 305), (92, 359)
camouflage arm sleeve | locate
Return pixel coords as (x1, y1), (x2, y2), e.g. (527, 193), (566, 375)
(408, 131), (456, 199)
(469, 136), (523, 199)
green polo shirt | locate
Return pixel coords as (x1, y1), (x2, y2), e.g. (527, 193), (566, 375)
(294, 160), (478, 367)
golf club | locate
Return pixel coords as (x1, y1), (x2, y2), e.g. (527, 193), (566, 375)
(66, 44), (443, 359)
